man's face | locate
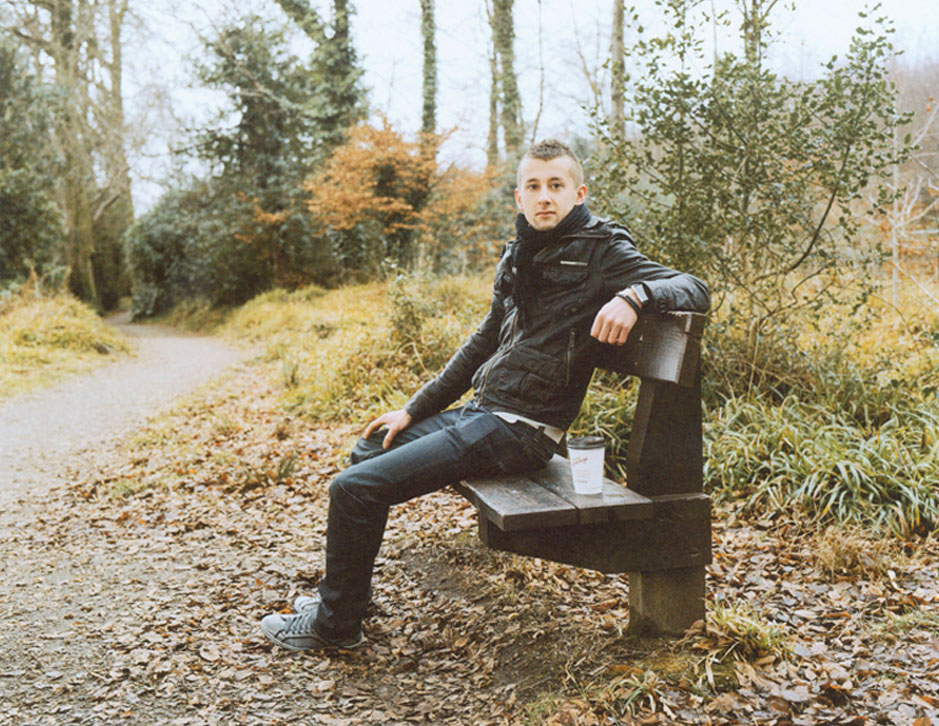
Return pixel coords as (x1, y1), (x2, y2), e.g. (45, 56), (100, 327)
(514, 156), (587, 232)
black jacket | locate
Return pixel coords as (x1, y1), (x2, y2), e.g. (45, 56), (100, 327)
(405, 215), (710, 429)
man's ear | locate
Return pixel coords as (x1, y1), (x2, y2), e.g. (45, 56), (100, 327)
(514, 187), (523, 211)
(576, 184), (588, 204)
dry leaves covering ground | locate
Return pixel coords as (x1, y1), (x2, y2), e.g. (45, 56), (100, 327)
(1, 360), (937, 725)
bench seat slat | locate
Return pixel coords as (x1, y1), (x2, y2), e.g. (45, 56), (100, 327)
(455, 475), (577, 531)
(458, 456), (654, 532)
(527, 456), (653, 523)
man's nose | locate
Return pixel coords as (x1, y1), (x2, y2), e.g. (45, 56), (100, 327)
(537, 187), (551, 203)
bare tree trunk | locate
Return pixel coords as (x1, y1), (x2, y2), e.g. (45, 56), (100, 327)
(49, 0), (98, 305)
(277, 0), (364, 153)
(530, 0), (544, 143)
(891, 159), (900, 307)
(10, 0), (134, 308)
(485, 3), (500, 167)
(610, 0), (625, 138)
(419, 0), (436, 136)
(490, 0), (522, 155)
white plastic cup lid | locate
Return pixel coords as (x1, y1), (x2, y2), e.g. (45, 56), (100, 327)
(567, 436), (604, 450)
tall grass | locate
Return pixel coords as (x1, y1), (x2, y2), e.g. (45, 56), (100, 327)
(224, 270), (939, 536)
(706, 394), (939, 535)
(225, 273), (492, 423)
(569, 371), (640, 482)
(0, 282), (129, 398)
(699, 276), (939, 535)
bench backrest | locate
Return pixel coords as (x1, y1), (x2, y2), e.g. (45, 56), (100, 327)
(596, 311), (706, 388)
(595, 310), (707, 497)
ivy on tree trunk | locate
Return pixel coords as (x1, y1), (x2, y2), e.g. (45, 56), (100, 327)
(420, 0), (437, 136)
(7, 0), (133, 309)
(488, 0), (522, 157)
(610, 0), (626, 139)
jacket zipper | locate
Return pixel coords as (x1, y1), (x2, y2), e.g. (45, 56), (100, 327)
(566, 329), (575, 386)
(478, 306), (520, 399)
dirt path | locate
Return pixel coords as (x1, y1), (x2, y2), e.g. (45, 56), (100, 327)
(0, 318), (249, 725)
(0, 314), (245, 508)
(2, 317), (937, 726)
(0, 327), (625, 726)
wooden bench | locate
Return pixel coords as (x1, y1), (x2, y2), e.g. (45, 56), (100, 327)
(456, 311), (709, 636)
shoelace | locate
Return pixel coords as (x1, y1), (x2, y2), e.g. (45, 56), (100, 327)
(282, 609), (317, 635)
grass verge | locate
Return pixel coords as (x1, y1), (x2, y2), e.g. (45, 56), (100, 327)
(0, 288), (130, 399)
(211, 269), (939, 538)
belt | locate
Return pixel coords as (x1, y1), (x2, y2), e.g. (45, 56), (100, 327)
(491, 411), (566, 443)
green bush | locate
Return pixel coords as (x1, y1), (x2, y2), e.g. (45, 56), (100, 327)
(0, 39), (64, 285)
(705, 392), (939, 536)
(590, 0), (909, 390)
(127, 13), (356, 317)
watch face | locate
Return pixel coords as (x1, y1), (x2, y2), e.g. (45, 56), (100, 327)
(633, 286), (650, 305)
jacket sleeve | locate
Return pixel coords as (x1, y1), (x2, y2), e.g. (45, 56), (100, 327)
(599, 235), (711, 314)
(404, 258), (507, 422)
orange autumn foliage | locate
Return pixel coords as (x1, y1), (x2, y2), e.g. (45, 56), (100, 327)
(304, 121), (498, 243)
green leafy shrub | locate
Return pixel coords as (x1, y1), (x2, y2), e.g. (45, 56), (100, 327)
(0, 39), (64, 285)
(590, 0), (910, 387)
(705, 392), (939, 535)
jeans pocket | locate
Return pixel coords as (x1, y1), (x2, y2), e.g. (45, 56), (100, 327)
(457, 415), (526, 476)
(505, 422), (557, 470)
(523, 434), (557, 469)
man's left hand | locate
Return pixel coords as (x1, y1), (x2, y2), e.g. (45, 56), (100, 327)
(590, 295), (637, 346)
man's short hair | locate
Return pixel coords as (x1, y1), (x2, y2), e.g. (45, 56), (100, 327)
(518, 138), (585, 187)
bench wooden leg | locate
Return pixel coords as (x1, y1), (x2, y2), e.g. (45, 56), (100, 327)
(627, 565), (705, 636)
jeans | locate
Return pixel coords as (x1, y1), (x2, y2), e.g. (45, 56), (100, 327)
(314, 402), (558, 639)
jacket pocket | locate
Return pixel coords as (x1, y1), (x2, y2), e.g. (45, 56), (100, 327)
(541, 262), (588, 287)
(540, 262), (590, 312)
(500, 346), (566, 406)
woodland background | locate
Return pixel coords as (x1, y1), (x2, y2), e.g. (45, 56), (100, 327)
(2, 1), (939, 722)
(4, 0), (938, 530)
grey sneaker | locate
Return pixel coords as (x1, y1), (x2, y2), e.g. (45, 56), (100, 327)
(294, 590), (375, 615)
(260, 608), (364, 652)
(293, 593), (320, 613)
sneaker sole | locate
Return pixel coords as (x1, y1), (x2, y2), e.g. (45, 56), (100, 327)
(261, 617), (365, 652)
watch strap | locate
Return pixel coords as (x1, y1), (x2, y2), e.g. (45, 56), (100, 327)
(616, 291), (642, 315)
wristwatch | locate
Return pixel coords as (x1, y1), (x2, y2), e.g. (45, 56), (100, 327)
(616, 285), (648, 315)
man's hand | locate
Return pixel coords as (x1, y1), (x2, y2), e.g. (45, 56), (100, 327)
(363, 409), (413, 449)
(590, 295), (638, 346)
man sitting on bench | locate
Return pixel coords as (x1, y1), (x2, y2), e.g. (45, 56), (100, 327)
(260, 138), (711, 652)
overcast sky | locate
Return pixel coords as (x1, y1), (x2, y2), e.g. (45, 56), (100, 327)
(129, 0), (939, 209)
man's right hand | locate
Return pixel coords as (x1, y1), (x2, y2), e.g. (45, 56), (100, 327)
(363, 409), (413, 449)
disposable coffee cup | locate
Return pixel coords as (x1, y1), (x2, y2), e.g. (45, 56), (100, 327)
(567, 436), (605, 495)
